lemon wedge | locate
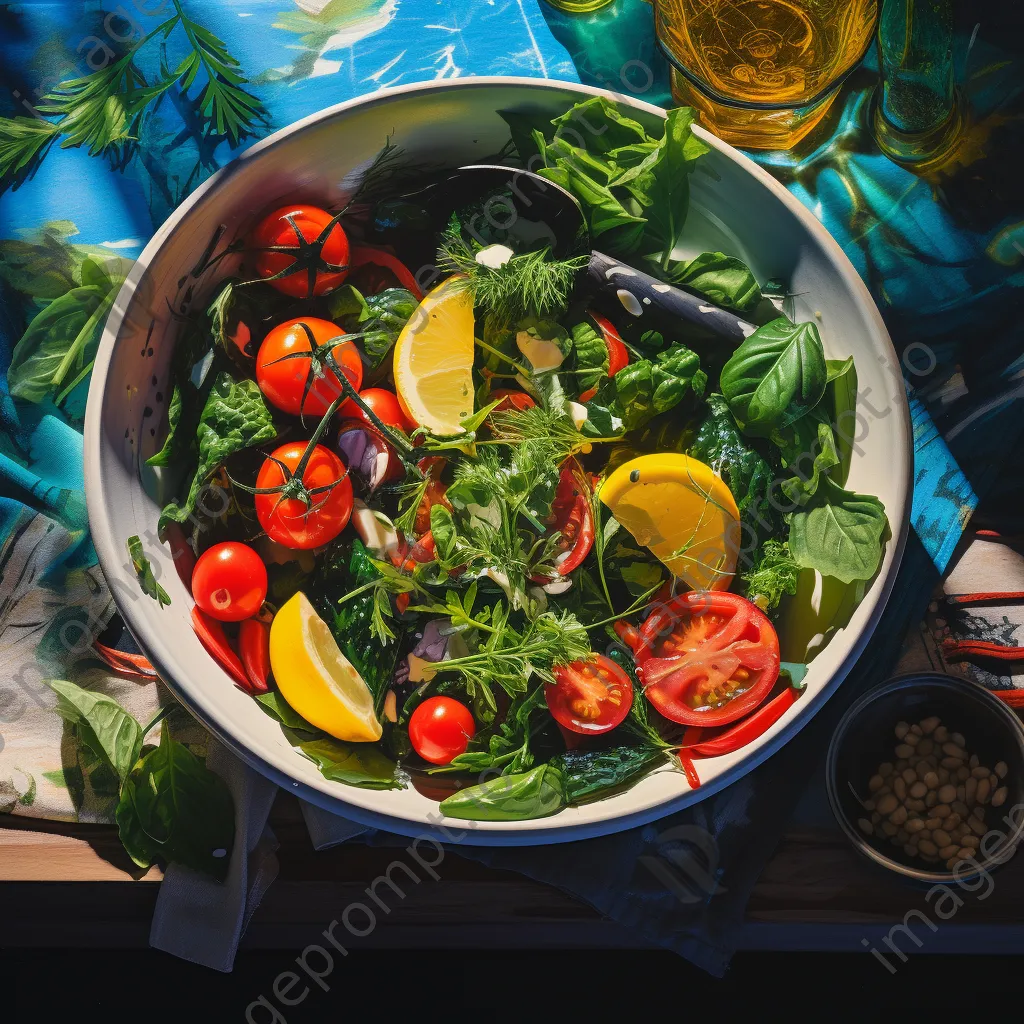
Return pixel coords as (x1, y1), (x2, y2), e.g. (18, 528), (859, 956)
(600, 453), (741, 591)
(269, 592), (382, 742)
(393, 275), (475, 435)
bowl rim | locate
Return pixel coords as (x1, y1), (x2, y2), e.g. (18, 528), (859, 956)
(84, 76), (913, 844)
(826, 671), (1024, 883)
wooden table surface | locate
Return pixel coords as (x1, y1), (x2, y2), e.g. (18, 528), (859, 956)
(4, 794), (1024, 954)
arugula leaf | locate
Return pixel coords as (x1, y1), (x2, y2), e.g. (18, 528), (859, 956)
(127, 535), (171, 607)
(159, 370), (276, 531)
(826, 357), (858, 486)
(720, 318), (827, 437)
(439, 764), (566, 821)
(653, 251), (762, 314)
(788, 478), (887, 584)
(115, 728), (235, 880)
(285, 729), (404, 790)
(47, 680), (143, 784)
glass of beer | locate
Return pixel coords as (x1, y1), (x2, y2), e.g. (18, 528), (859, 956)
(653, 0), (879, 149)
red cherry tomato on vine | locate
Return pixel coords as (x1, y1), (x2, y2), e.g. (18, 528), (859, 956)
(256, 318), (362, 419)
(252, 205), (350, 298)
(633, 591), (780, 728)
(191, 542), (268, 622)
(579, 311), (629, 403)
(342, 387), (415, 433)
(546, 654), (633, 735)
(255, 442), (353, 550)
(408, 696), (476, 765)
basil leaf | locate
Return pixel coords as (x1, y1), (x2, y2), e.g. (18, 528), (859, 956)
(439, 764), (566, 821)
(159, 371), (277, 531)
(498, 109), (555, 163)
(552, 746), (667, 804)
(115, 729), (235, 880)
(654, 251), (762, 314)
(772, 407), (840, 506)
(285, 729), (404, 790)
(255, 690), (318, 732)
(549, 96), (649, 154)
(328, 286), (417, 372)
(47, 679), (143, 784)
(826, 357), (858, 486)
(127, 534), (171, 607)
(7, 285), (107, 402)
(788, 478), (887, 584)
(720, 317), (827, 437)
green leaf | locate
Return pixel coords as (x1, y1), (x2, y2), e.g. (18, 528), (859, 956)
(772, 407), (840, 506)
(6, 285), (107, 402)
(47, 679), (143, 784)
(780, 662), (808, 690)
(720, 318), (827, 437)
(254, 690), (318, 732)
(549, 96), (650, 154)
(826, 357), (858, 486)
(285, 729), (404, 790)
(740, 538), (800, 611)
(570, 321), (609, 392)
(552, 746), (666, 804)
(0, 116), (60, 191)
(439, 764), (566, 821)
(159, 370), (276, 530)
(788, 478), (888, 584)
(654, 251), (761, 314)
(127, 534), (171, 607)
(328, 286), (417, 373)
(115, 729), (235, 880)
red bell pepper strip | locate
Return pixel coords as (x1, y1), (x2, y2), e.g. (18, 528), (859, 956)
(677, 752), (701, 789)
(349, 245), (423, 299)
(614, 620), (640, 652)
(191, 606), (251, 692)
(238, 618), (271, 694)
(684, 685), (801, 759)
(578, 311), (630, 402)
(92, 642), (159, 681)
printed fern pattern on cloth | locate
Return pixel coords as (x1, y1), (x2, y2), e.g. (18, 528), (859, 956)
(0, 0), (1022, 834)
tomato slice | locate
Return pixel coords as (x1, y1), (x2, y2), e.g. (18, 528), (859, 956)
(579, 311), (629, 403)
(547, 654), (633, 735)
(489, 389), (536, 414)
(531, 461), (594, 582)
(348, 245), (423, 299)
(634, 591), (780, 727)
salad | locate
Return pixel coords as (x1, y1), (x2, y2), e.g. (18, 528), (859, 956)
(137, 98), (888, 822)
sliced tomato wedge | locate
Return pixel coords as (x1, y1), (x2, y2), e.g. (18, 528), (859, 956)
(547, 654), (633, 735)
(533, 461), (594, 581)
(348, 245), (423, 299)
(414, 456), (451, 536)
(579, 311), (629, 403)
(634, 591), (780, 727)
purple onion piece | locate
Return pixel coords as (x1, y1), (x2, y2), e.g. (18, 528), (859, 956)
(336, 422), (392, 494)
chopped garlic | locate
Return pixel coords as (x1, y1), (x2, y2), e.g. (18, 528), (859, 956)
(516, 332), (565, 372)
(475, 244), (514, 269)
(568, 401), (588, 430)
(351, 499), (400, 559)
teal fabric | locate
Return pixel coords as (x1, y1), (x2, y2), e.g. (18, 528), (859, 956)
(2, 0), (1023, 974)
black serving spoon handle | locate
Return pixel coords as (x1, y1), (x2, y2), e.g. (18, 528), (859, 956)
(587, 251), (755, 344)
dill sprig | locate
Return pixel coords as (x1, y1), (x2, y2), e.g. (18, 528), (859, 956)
(487, 404), (594, 465)
(437, 219), (587, 326)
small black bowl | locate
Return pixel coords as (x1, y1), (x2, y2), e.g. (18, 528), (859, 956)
(827, 672), (1024, 884)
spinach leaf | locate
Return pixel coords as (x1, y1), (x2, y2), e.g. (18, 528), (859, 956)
(285, 728), (404, 790)
(115, 729), (235, 881)
(126, 534), (171, 607)
(788, 478), (887, 584)
(439, 764), (566, 821)
(583, 344), (702, 434)
(550, 96), (650, 154)
(47, 679), (143, 784)
(255, 690), (318, 732)
(328, 285), (418, 373)
(159, 371), (277, 532)
(826, 357), (858, 486)
(552, 746), (667, 804)
(689, 393), (781, 549)
(653, 251), (762, 314)
(6, 284), (110, 402)
(720, 318), (827, 437)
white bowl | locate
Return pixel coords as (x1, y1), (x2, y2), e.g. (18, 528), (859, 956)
(85, 78), (911, 845)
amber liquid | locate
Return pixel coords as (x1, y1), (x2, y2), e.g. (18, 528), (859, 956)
(655, 0), (878, 148)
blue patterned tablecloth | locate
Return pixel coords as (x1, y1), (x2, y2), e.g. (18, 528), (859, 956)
(2, 0), (1023, 975)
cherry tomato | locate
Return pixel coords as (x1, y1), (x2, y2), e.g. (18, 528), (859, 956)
(408, 696), (476, 765)
(256, 317), (362, 419)
(252, 205), (350, 298)
(414, 456), (451, 536)
(579, 311), (629, 403)
(191, 542), (268, 622)
(489, 389), (537, 414)
(342, 387), (416, 433)
(347, 245), (423, 299)
(255, 442), (353, 550)
(547, 654), (633, 735)
(634, 591), (780, 728)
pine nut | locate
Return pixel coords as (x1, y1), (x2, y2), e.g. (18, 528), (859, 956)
(858, 818), (873, 835)
(934, 725), (949, 742)
(957, 766), (971, 782)
(925, 817), (942, 830)
(869, 774), (885, 792)
(895, 759), (909, 771)
(969, 753), (980, 768)
(882, 821), (898, 836)
(957, 847), (975, 861)
(941, 757), (964, 770)
(902, 768), (917, 785)
(970, 766), (989, 779)
(992, 786), (1008, 808)
(907, 798), (926, 812)
(919, 839), (938, 856)
(956, 784), (966, 803)
(893, 777), (907, 800)
(921, 716), (940, 734)
(946, 813), (962, 830)
(917, 739), (934, 756)
(877, 793), (899, 815)
(938, 768), (951, 783)
(910, 723), (923, 736)
(977, 778), (991, 804)
(995, 761), (1008, 779)
(952, 732), (966, 747)
(897, 828), (910, 844)
(895, 722), (910, 739)
(938, 784), (957, 804)
(906, 818), (926, 833)
(939, 844), (958, 859)
(905, 844), (919, 857)
(960, 834), (980, 849)
(952, 800), (970, 817)
(923, 771), (939, 789)
(895, 744), (915, 759)
(965, 777), (978, 804)
(968, 817), (986, 836)
(990, 773), (998, 789)
(933, 828), (951, 847)
(889, 805), (908, 826)
(908, 781), (927, 799)
(879, 762), (894, 776)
